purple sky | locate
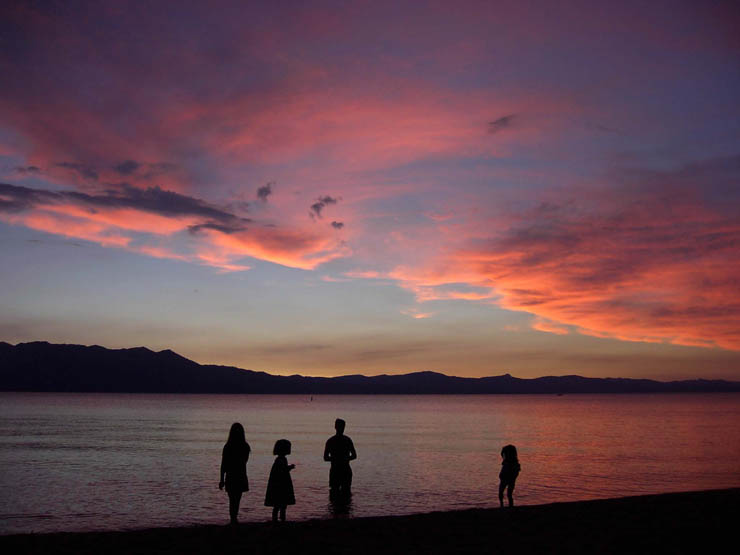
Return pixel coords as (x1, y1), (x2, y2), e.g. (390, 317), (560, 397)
(1, 1), (739, 379)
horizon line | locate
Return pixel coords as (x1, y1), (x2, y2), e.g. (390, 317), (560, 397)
(4, 340), (738, 385)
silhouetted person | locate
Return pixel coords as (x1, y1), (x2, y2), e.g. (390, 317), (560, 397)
(219, 422), (251, 525)
(265, 439), (296, 522)
(499, 444), (520, 508)
(323, 418), (357, 501)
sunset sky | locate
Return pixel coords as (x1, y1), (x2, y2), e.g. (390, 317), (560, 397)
(1, 1), (739, 380)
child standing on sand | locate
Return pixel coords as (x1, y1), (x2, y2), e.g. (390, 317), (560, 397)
(265, 439), (296, 521)
(499, 444), (521, 507)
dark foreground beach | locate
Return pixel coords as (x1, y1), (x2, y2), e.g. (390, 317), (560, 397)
(2, 489), (737, 554)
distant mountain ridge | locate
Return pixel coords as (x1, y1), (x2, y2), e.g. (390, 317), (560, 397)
(1, 341), (738, 394)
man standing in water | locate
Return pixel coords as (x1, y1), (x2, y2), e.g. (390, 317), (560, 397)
(323, 418), (357, 501)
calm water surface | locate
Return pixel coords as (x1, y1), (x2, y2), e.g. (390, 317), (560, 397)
(1, 393), (739, 534)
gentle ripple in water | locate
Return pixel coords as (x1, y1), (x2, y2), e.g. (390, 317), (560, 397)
(1, 392), (739, 534)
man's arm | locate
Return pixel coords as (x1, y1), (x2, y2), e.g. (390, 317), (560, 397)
(323, 439), (331, 462)
(348, 438), (357, 461)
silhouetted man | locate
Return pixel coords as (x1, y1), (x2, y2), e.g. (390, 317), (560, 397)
(323, 418), (357, 501)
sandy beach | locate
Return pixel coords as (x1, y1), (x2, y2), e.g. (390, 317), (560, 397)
(2, 488), (736, 554)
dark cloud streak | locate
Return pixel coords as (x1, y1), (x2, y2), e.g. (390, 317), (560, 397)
(14, 166), (40, 175)
(187, 221), (248, 235)
(488, 114), (516, 134)
(310, 195), (339, 219)
(0, 182), (249, 230)
(257, 181), (273, 202)
(56, 162), (98, 180)
(114, 160), (140, 175)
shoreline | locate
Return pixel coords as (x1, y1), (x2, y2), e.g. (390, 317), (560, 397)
(2, 488), (736, 554)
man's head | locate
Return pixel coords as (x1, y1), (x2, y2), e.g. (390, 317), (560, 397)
(335, 418), (346, 434)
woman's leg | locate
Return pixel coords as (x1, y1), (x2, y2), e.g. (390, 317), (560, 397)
(498, 480), (506, 507)
(272, 507), (279, 521)
(507, 479), (516, 507)
(279, 505), (286, 521)
(228, 491), (243, 523)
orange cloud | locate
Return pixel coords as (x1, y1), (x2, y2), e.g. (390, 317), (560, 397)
(43, 204), (193, 235)
(5, 209), (132, 248)
(531, 318), (570, 336)
(382, 159), (740, 351)
(400, 308), (435, 319)
(199, 227), (348, 271)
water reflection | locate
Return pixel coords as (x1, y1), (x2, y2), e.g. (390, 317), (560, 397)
(0, 393), (739, 534)
(328, 498), (353, 518)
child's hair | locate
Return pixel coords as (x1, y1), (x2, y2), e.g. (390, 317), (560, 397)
(273, 438), (291, 456)
(501, 444), (518, 461)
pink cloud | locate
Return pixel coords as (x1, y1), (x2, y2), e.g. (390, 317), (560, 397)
(0, 183), (346, 272)
(344, 270), (384, 279)
(1, 45), (572, 203)
(177, 87), (569, 183)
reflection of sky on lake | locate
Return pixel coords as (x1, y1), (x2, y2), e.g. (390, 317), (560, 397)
(1, 393), (739, 534)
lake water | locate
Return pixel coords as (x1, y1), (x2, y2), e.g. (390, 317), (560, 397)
(1, 393), (739, 535)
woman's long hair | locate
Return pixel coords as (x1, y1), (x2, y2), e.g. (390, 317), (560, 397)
(501, 444), (518, 462)
(226, 422), (248, 451)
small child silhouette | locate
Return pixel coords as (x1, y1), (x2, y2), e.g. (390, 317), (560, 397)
(265, 439), (296, 521)
(499, 444), (521, 508)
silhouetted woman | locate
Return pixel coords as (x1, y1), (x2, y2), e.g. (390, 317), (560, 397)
(219, 423), (251, 525)
(265, 439), (295, 522)
(499, 444), (521, 507)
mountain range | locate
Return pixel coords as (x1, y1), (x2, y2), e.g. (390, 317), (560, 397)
(1, 341), (738, 394)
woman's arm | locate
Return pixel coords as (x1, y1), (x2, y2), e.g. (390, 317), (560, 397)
(219, 447), (226, 489)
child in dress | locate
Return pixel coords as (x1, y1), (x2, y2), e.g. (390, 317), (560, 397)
(265, 439), (295, 521)
(499, 444), (521, 507)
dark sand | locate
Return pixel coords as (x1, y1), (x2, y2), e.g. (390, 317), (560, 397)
(2, 489), (737, 554)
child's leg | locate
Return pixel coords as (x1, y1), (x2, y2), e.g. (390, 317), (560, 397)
(279, 505), (286, 521)
(498, 481), (505, 507)
(272, 507), (279, 521)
